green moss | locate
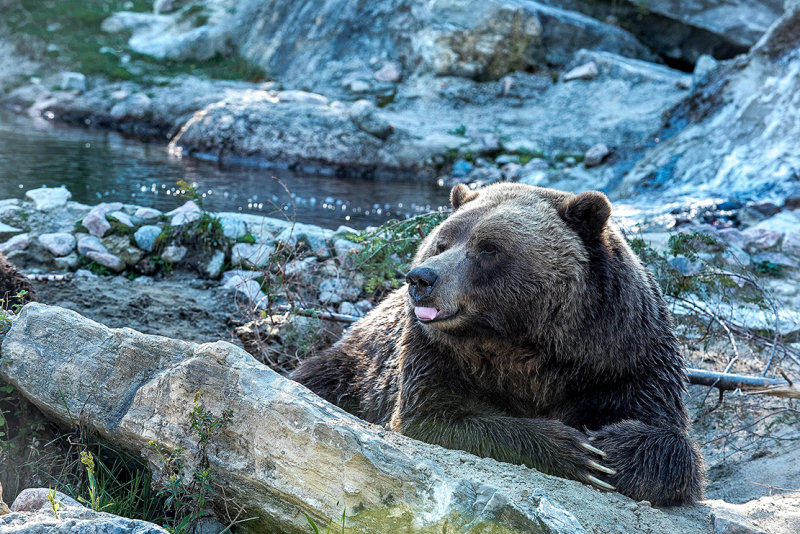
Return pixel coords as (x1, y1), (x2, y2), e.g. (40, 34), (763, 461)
(4, 0), (267, 82)
(237, 232), (256, 244)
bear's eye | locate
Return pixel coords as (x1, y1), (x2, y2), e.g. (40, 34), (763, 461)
(435, 240), (448, 254)
(478, 242), (499, 256)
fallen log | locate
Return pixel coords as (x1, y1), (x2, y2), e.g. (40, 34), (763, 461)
(686, 368), (799, 399)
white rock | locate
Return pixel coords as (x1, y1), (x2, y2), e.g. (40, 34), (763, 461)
(0, 234), (30, 254)
(134, 225), (162, 252)
(60, 72), (86, 92)
(134, 207), (162, 221)
(221, 270), (261, 285)
(783, 228), (800, 260)
(374, 61), (402, 83)
(38, 233), (76, 257)
(205, 250), (225, 279)
(231, 243), (273, 268)
(108, 211), (134, 227)
(277, 90), (328, 106)
(77, 235), (108, 256)
(220, 217), (247, 239)
(167, 200), (202, 226)
(563, 61), (598, 82)
(223, 277), (268, 308)
(584, 143), (611, 168)
(84, 251), (125, 272)
(25, 187), (72, 211)
(81, 203), (122, 237)
(0, 222), (23, 241)
(160, 245), (187, 264)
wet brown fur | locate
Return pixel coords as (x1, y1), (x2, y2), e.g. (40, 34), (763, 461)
(293, 183), (703, 506)
(0, 253), (35, 310)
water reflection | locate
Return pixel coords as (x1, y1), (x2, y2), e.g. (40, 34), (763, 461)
(0, 113), (451, 229)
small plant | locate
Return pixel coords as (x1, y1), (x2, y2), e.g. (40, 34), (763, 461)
(348, 211), (448, 297)
(148, 393), (233, 534)
(46, 488), (61, 519)
(176, 180), (204, 209)
(78, 450), (104, 511)
(305, 509), (346, 534)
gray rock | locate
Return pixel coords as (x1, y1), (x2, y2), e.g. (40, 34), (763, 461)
(133, 207), (162, 221)
(0, 234), (30, 255)
(284, 257), (318, 283)
(82, 203), (124, 237)
(60, 72), (87, 92)
(38, 232), (76, 257)
(109, 92), (152, 120)
(101, 234), (133, 256)
(231, 243), (272, 268)
(222, 276), (267, 308)
(783, 229), (800, 260)
(205, 250), (225, 279)
(692, 54), (719, 91)
(25, 186), (72, 211)
(355, 299), (373, 315)
(711, 505), (768, 534)
(319, 277), (363, 304)
(277, 90), (329, 106)
(567, 49), (690, 86)
(0, 303), (711, 534)
(221, 269), (261, 285)
(4, 488), (167, 533)
(84, 251), (125, 272)
(374, 61), (402, 83)
(0, 222), (22, 241)
(742, 227), (782, 253)
(338, 301), (360, 317)
(562, 61), (598, 81)
(76, 235), (108, 256)
(668, 255), (702, 277)
(333, 238), (364, 265)
(54, 252), (80, 271)
(160, 245), (187, 264)
(752, 252), (799, 270)
(167, 200), (202, 226)
(276, 223), (332, 258)
(134, 225), (163, 252)
(220, 217), (247, 239)
(752, 210), (800, 234)
(348, 100), (394, 140)
(584, 143), (611, 168)
(108, 210), (134, 227)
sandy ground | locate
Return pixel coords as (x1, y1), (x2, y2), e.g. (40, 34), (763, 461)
(29, 274), (800, 532)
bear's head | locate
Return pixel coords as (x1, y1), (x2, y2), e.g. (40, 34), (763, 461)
(405, 183), (613, 343)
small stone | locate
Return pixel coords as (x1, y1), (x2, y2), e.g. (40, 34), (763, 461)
(692, 54), (719, 92)
(220, 217), (247, 239)
(711, 506), (767, 534)
(277, 90), (329, 106)
(108, 210), (134, 227)
(563, 61), (598, 82)
(54, 252), (80, 270)
(339, 301), (360, 317)
(333, 238), (364, 263)
(355, 299), (373, 315)
(134, 225), (162, 252)
(715, 228), (746, 248)
(741, 227), (781, 253)
(284, 257), (318, 280)
(452, 160), (474, 177)
(25, 186), (71, 210)
(206, 250), (225, 279)
(77, 235), (108, 256)
(584, 143), (611, 168)
(223, 276), (268, 308)
(276, 224), (331, 258)
(134, 207), (162, 221)
(60, 72), (86, 92)
(11, 488), (82, 512)
(717, 200), (743, 211)
(668, 255), (702, 276)
(84, 251), (125, 272)
(374, 61), (402, 83)
(161, 245), (187, 264)
(495, 154), (520, 165)
(0, 222), (22, 241)
(232, 243), (273, 268)
(109, 92), (152, 120)
(74, 268), (98, 278)
(349, 99), (394, 140)
(81, 203), (122, 237)
(0, 234), (29, 254)
(101, 234), (132, 256)
(167, 200), (202, 226)
(319, 277), (362, 304)
(38, 232), (76, 257)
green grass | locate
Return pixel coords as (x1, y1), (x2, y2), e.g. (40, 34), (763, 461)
(4, 0), (267, 82)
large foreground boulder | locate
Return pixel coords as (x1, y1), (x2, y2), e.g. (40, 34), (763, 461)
(0, 303), (713, 533)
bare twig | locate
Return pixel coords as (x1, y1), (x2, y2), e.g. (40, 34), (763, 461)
(687, 368), (800, 399)
(274, 305), (359, 324)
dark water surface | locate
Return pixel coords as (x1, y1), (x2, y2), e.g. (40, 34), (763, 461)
(0, 113), (450, 229)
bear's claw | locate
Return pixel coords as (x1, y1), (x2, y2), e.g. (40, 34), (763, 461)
(588, 460), (617, 475)
(581, 442), (606, 457)
(587, 475), (616, 491)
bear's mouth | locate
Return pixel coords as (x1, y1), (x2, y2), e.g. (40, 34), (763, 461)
(413, 306), (459, 323)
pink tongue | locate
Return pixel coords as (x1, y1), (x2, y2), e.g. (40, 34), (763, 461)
(414, 307), (439, 320)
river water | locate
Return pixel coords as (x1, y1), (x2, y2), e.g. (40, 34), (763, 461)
(0, 113), (451, 229)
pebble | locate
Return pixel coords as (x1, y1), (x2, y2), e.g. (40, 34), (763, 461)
(584, 143), (611, 168)
(59, 72), (86, 92)
(205, 251), (225, 279)
(339, 301), (360, 317)
(108, 210), (134, 227)
(348, 99), (394, 140)
(751, 252), (798, 270)
(38, 232), (76, 257)
(374, 61), (402, 83)
(783, 228), (800, 260)
(82, 202), (123, 237)
(220, 217), (247, 239)
(167, 200), (202, 226)
(741, 227), (781, 253)
(222, 270), (261, 285)
(319, 277), (362, 304)
(223, 276), (268, 308)
(134, 225), (163, 252)
(563, 61), (599, 82)
(25, 186), (71, 211)
(134, 207), (162, 221)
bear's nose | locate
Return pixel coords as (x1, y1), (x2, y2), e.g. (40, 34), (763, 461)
(406, 267), (438, 301)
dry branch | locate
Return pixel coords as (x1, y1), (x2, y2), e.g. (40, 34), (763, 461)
(687, 368), (800, 399)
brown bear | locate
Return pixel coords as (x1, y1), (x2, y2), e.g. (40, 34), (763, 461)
(293, 183), (703, 506)
(0, 253), (35, 311)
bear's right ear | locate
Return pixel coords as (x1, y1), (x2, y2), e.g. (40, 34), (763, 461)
(558, 191), (612, 240)
(450, 184), (479, 211)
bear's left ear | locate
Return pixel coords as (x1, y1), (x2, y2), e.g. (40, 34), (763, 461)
(450, 184), (479, 211)
(558, 191), (612, 240)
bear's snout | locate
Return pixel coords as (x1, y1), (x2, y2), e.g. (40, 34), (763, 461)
(406, 267), (438, 302)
